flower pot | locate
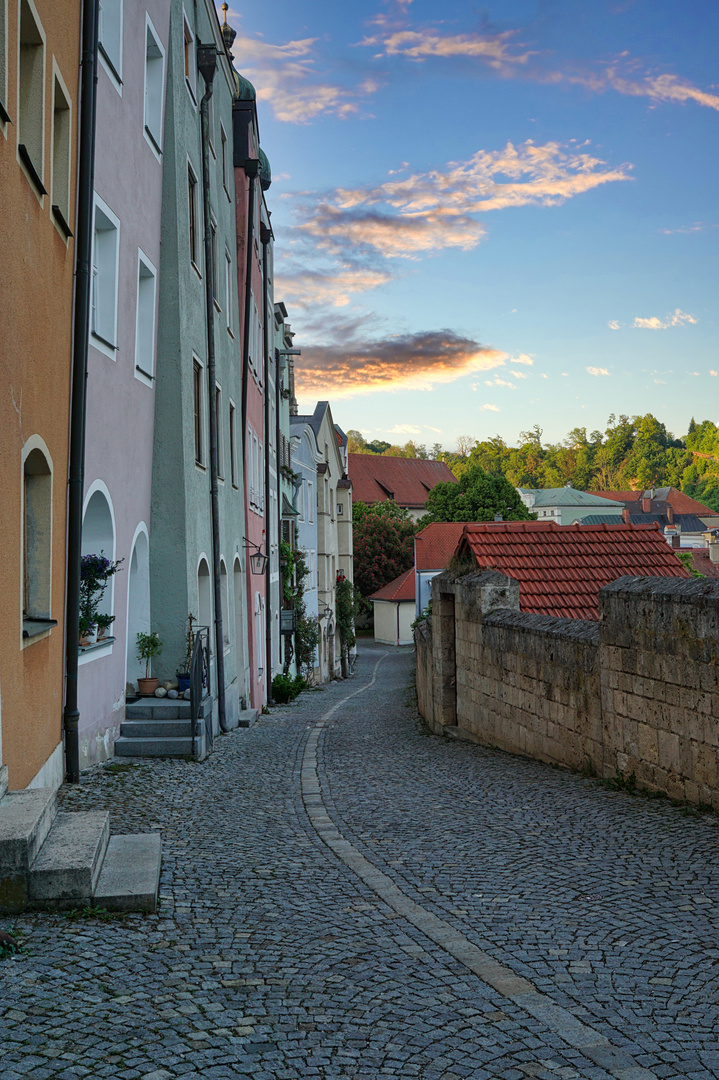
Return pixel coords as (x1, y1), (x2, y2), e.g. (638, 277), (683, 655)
(177, 672), (190, 693)
(97, 628), (107, 642)
(79, 634), (90, 648)
(137, 677), (159, 696)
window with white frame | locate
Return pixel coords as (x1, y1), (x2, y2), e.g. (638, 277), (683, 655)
(220, 122), (229, 195)
(188, 162), (199, 268)
(224, 250), (232, 333)
(258, 441), (264, 510)
(91, 198), (120, 350)
(193, 357), (204, 466)
(298, 478), (305, 522)
(18, 0), (45, 192)
(144, 15), (164, 152)
(183, 9), (195, 102)
(135, 252), (157, 379)
(215, 385), (224, 479)
(98, 0), (122, 82)
(23, 445), (52, 623)
(210, 213), (219, 307)
(229, 401), (237, 487)
(1, 0), (9, 123)
(207, 90), (214, 155)
(51, 71), (71, 234)
(308, 480), (314, 523)
(255, 593), (264, 676)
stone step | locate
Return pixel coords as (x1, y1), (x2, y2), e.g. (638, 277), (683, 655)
(28, 812), (110, 907)
(94, 834), (161, 913)
(0, 788), (57, 872)
(126, 701), (191, 720)
(238, 708), (259, 729)
(120, 719), (192, 739)
(114, 735), (195, 758)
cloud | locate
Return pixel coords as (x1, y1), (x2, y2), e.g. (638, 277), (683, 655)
(228, 23), (380, 123)
(362, 27), (534, 71)
(509, 370), (527, 379)
(274, 266), (392, 309)
(608, 320), (622, 330)
(480, 404), (500, 412)
(587, 366), (610, 376)
(388, 424), (422, 435)
(632, 308), (697, 329)
(294, 329), (508, 398)
(485, 376), (516, 389)
(711, 370), (718, 377)
(510, 353), (533, 365)
(293, 140), (631, 260)
(662, 222), (717, 235)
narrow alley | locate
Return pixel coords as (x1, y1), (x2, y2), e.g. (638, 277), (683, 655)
(2, 642), (718, 1080)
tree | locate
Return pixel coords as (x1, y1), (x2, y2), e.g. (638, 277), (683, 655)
(420, 464), (532, 524)
(352, 500), (417, 599)
(347, 429), (368, 454)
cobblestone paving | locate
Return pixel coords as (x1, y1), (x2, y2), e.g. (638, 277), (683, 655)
(2, 642), (719, 1079)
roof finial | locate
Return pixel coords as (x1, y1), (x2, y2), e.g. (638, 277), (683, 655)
(221, 2), (228, 23)
(220, 3), (237, 51)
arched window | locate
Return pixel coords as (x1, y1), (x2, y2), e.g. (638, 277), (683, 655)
(81, 487), (116, 621)
(198, 557), (212, 649)
(126, 527), (150, 684)
(254, 592), (264, 678)
(23, 446), (52, 622)
(220, 559), (229, 646)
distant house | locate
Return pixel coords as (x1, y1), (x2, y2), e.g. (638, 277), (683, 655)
(585, 486), (719, 546)
(414, 522), (466, 615)
(453, 521), (689, 620)
(370, 569), (416, 646)
(349, 455), (457, 523)
(517, 484), (623, 526)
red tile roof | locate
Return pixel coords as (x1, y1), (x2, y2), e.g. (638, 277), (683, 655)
(687, 548), (719, 579)
(457, 521), (689, 621)
(587, 488), (716, 516)
(349, 455), (457, 510)
(414, 522), (467, 571)
(369, 568), (416, 603)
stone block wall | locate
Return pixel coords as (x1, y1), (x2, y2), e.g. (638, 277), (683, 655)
(415, 571), (719, 808)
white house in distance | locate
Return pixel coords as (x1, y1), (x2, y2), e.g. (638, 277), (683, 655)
(370, 569), (416, 646)
(517, 483), (624, 526)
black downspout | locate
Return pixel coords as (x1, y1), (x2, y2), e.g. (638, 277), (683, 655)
(260, 224), (272, 699)
(197, 44), (227, 733)
(64, 0), (99, 783)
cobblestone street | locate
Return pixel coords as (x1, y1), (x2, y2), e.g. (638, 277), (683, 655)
(2, 641), (719, 1079)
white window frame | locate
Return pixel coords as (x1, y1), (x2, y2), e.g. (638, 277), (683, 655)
(193, 354), (205, 468)
(50, 59), (72, 240)
(308, 480), (314, 523)
(1, 0), (10, 130)
(215, 383), (224, 480)
(98, 0), (123, 93)
(134, 248), (157, 386)
(224, 249), (233, 334)
(229, 399), (238, 488)
(187, 157), (201, 274)
(210, 211), (219, 310)
(90, 193), (120, 359)
(17, 0), (46, 198)
(220, 121), (230, 197)
(182, 6), (196, 106)
(143, 12), (165, 158)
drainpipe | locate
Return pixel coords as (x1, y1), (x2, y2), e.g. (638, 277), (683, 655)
(197, 44), (227, 733)
(64, 0), (99, 784)
(260, 223), (273, 699)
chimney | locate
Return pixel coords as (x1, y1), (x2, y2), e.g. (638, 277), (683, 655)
(710, 542), (719, 564)
(670, 533), (680, 549)
(622, 506), (630, 523)
(666, 504), (674, 525)
(641, 496), (651, 513)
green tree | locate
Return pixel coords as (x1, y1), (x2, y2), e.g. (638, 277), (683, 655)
(352, 500), (417, 598)
(420, 464), (532, 524)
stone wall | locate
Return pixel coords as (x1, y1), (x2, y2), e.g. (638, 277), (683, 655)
(416, 570), (719, 808)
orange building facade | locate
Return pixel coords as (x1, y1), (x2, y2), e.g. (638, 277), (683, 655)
(0, 0), (81, 789)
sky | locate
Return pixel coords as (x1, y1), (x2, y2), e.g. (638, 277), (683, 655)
(223, 0), (718, 450)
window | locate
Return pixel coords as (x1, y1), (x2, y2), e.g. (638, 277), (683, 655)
(216, 385), (224, 479)
(1, 0), (9, 123)
(337, 502), (343, 515)
(91, 197), (120, 351)
(188, 163), (198, 268)
(144, 15), (164, 153)
(81, 486), (115, 626)
(220, 122), (229, 195)
(255, 593), (264, 677)
(210, 214), (219, 308)
(224, 251), (233, 333)
(229, 401), (237, 487)
(183, 9), (195, 102)
(51, 71), (71, 235)
(220, 560), (229, 646)
(98, 0), (122, 83)
(258, 441), (264, 510)
(18, 0), (45, 193)
(298, 479), (305, 522)
(207, 90), (214, 156)
(23, 445), (52, 624)
(193, 358), (204, 465)
(308, 480), (314, 523)
(135, 252), (157, 380)
(198, 558), (212, 647)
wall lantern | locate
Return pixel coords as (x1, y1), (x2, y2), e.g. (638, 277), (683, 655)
(244, 538), (268, 575)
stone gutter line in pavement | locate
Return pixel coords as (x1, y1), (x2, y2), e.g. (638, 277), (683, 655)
(301, 651), (658, 1080)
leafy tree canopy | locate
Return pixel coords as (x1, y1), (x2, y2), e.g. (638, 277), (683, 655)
(420, 465), (532, 524)
(352, 500), (417, 599)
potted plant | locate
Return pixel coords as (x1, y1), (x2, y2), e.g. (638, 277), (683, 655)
(176, 614), (196, 693)
(79, 614), (96, 648)
(96, 613), (115, 642)
(136, 631), (163, 695)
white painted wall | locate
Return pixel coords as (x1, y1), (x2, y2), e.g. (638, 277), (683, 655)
(373, 600), (415, 646)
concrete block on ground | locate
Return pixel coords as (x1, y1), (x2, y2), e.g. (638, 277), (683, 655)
(28, 812), (110, 905)
(94, 834), (161, 912)
(237, 709), (259, 729)
(114, 736), (194, 757)
(0, 789), (58, 871)
(119, 719), (192, 739)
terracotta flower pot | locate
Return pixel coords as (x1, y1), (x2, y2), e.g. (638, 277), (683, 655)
(137, 677), (159, 696)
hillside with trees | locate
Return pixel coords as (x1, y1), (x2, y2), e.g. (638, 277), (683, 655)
(348, 416), (719, 512)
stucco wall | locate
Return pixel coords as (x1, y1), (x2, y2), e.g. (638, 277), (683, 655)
(0, 0), (81, 788)
(416, 571), (719, 808)
(373, 601), (415, 646)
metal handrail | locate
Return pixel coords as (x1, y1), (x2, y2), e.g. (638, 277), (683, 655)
(190, 625), (212, 750)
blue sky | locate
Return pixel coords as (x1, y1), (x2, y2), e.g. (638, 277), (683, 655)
(224, 0), (718, 449)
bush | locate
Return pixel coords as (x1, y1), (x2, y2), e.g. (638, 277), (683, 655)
(272, 674), (307, 704)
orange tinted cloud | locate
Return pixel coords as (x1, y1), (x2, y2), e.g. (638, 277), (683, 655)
(295, 330), (507, 398)
(362, 28), (533, 70)
(275, 267), (392, 309)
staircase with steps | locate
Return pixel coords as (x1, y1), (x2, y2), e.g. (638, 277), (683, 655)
(0, 765), (161, 914)
(114, 696), (258, 759)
